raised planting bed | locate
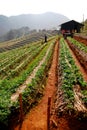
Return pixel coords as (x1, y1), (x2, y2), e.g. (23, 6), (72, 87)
(74, 35), (87, 46)
(68, 37), (87, 53)
(55, 38), (87, 119)
(66, 39), (87, 73)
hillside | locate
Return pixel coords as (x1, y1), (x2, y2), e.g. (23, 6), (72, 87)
(0, 12), (69, 36)
(0, 27), (30, 42)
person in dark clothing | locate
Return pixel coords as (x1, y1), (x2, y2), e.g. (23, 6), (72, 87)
(45, 35), (47, 42)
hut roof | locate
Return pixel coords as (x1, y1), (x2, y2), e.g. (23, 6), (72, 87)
(60, 20), (84, 31)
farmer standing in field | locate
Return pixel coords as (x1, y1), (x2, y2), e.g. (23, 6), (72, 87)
(45, 34), (47, 42)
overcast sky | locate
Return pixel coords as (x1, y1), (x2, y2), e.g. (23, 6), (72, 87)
(0, 0), (87, 22)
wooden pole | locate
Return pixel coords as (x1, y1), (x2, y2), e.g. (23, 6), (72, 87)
(47, 97), (51, 130)
(19, 93), (23, 123)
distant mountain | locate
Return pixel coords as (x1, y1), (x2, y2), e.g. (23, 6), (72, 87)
(0, 15), (11, 36)
(0, 12), (69, 36)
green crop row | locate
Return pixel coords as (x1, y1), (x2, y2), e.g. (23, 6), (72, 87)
(68, 37), (87, 53)
(0, 41), (42, 71)
(0, 43), (46, 79)
(0, 40), (39, 61)
(59, 38), (87, 109)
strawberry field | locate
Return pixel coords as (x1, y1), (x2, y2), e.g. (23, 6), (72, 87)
(0, 34), (87, 130)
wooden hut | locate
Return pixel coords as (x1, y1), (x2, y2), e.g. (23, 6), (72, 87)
(60, 20), (84, 38)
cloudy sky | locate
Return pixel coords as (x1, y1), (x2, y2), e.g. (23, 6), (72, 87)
(0, 0), (87, 22)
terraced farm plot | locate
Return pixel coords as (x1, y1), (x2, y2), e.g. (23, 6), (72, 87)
(0, 31), (57, 52)
(0, 36), (56, 129)
(0, 35), (87, 130)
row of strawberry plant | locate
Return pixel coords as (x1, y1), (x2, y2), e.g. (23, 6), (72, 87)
(0, 42), (46, 79)
(74, 36), (87, 46)
(0, 41), (42, 70)
(66, 39), (87, 73)
(0, 39), (55, 128)
(0, 35), (56, 69)
(68, 37), (87, 53)
(58, 38), (87, 111)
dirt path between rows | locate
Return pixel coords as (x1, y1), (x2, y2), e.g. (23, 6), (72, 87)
(14, 40), (58, 130)
(11, 43), (52, 102)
